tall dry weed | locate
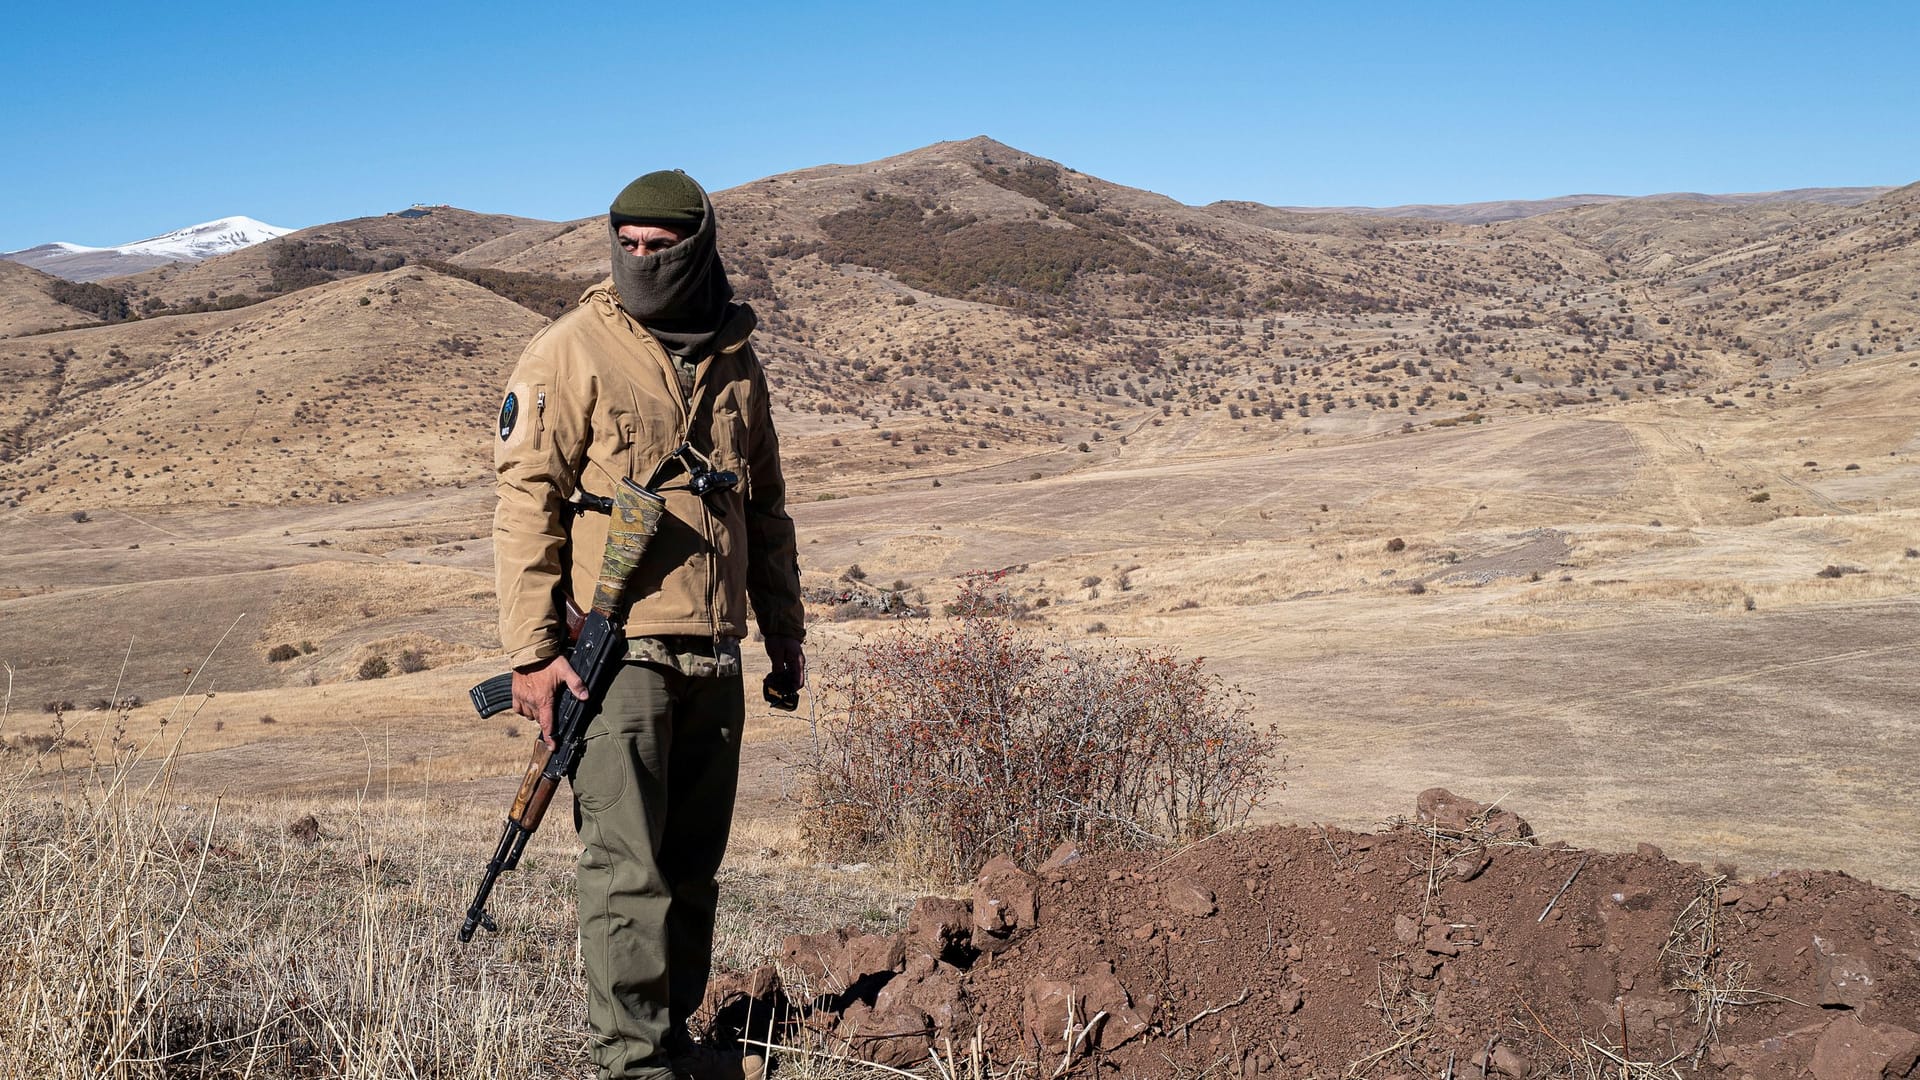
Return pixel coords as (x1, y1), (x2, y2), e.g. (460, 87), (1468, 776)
(0, 724), (589, 1078)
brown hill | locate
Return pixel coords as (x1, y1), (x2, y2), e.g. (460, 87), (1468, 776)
(0, 266), (543, 511)
(1, 302), (261, 485)
(0, 259), (106, 337)
(2, 138), (1914, 516)
(1258, 184), (1891, 225)
(1670, 182), (1920, 369)
(101, 207), (552, 313)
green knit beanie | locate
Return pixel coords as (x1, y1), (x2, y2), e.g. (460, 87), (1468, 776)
(610, 170), (706, 228)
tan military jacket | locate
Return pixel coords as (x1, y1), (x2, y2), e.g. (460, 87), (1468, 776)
(493, 284), (804, 669)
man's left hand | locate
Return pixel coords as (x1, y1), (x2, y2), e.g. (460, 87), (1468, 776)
(766, 636), (805, 688)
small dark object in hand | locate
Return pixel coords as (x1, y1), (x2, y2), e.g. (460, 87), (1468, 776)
(763, 669), (800, 711)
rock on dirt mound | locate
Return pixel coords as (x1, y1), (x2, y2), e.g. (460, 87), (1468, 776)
(703, 791), (1920, 1079)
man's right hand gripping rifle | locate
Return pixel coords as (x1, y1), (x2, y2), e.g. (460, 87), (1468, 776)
(457, 476), (664, 943)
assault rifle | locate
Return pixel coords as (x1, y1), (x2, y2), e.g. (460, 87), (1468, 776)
(457, 476), (665, 942)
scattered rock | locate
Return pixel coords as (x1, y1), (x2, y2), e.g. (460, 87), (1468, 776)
(1490, 1046), (1532, 1077)
(1165, 878), (1217, 917)
(1393, 913), (1420, 945)
(874, 959), (968, 1038)
(1038, 841), (1084, 874)
(286, 814), (321, 845)
(1811, 1014), (1920, 1080)
(906, 896), (973, 962)
(1816, 941), (1877, 1010)
(832, 933), (905, 990)
(780, 929), (848, 983)
(1452, 849), (1493, 881)
(1022, 978), (1077, 1053)
(1080, 968), (1151, 1050)
(1415, 788), (1534, 841)
(836, 1000), (932, 1069)
(702, 965), (786, 1049)
(1020, 966), (1149, 1055)
(972, 854), (1040, 951)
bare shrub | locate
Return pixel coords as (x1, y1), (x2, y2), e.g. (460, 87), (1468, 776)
(804, 582), (1284, 881)
(266, 643), (300, 663)
(1815, 565), (1863, 579)
(1385, 537), (1407, 552)
(397, 648), (429, 674)
(358, 656), (390, 680)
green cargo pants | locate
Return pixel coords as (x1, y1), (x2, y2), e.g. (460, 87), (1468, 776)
(571, 659), (744, 1080)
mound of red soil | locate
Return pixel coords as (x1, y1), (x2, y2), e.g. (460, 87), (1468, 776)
(706, 791), (1920, 1079)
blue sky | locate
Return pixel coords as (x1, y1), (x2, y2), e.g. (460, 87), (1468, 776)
(2, 0), (1916, 250)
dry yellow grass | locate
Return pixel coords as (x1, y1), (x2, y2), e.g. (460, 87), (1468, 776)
(0, 708), (921, 1079)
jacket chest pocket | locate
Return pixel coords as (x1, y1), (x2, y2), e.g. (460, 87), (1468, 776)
(592, 410), (653, 489)
(624, 413), (685, 483)
(709, 401), (747, 474)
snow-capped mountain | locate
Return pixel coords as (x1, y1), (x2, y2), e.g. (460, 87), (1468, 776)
(117, 216), (292, 261)
(2, 216), (295, 282)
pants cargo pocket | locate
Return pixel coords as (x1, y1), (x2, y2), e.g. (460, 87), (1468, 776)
(573, 731), (632, 817)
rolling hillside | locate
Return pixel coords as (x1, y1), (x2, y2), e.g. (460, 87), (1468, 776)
(2, 138), (1918, 889)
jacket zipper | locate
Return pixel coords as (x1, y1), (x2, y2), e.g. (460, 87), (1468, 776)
(533, 388), (546, 451)
(673, 349), (721, 640)
(694, 369), (720, 639)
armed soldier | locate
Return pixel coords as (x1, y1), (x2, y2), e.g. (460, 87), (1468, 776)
(493, 169), (804, 1080)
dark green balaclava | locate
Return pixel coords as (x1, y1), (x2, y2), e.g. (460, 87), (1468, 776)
(609, 170), (733, 359)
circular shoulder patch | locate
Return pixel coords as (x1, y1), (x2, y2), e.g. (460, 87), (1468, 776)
(498, 392), (518, 440)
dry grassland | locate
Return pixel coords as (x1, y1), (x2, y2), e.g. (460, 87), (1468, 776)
(3, 138), (1918, 1073)
(0, 729), (913, 1078)
(6, 353), (1913, 898)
